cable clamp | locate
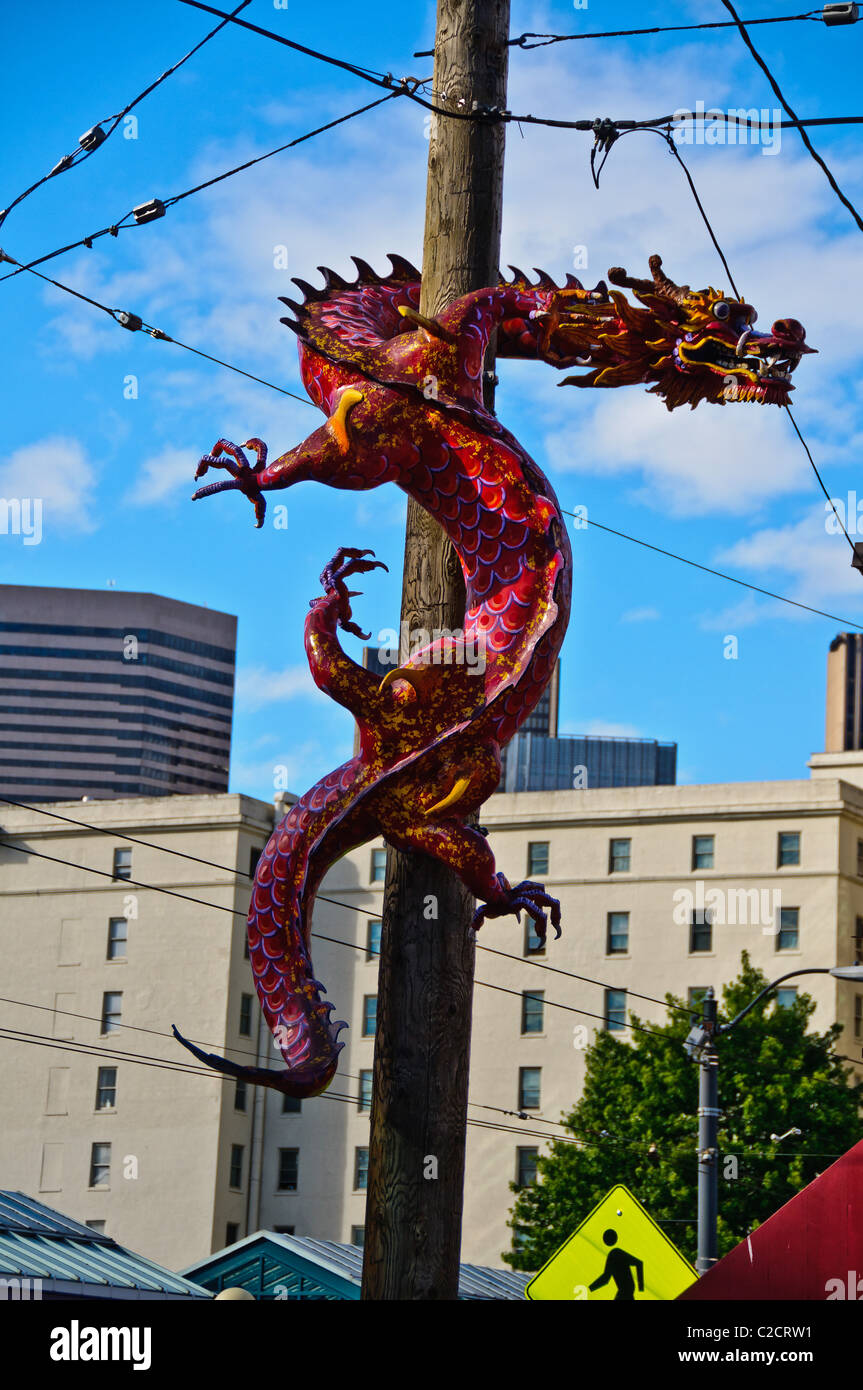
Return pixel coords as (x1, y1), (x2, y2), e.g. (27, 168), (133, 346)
(823, 3), (859, 24)
(79, 125), (107, 152)
(113, 310), (143, 332)
(132, 199), (166, 226)
(49, 154), (75, 177)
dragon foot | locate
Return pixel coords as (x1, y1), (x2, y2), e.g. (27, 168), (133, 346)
(317, 546), (388, 640)
(192, 437), (269, 527)
(472, 873), (562, 941)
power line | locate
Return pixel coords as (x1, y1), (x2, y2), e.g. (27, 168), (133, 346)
(720, 0), (863, 236)
(0, 836), (675, 1042)
(0, 90), (405, 285)
(7, 235), (858, 628)
(177, 2), (863, 137)
(0, 252), (318, 409)
(562, 510), (862, 629)
(0, 796), (693, 1019)
(0, 1), (252, 230)
(416, 10), (825, 54)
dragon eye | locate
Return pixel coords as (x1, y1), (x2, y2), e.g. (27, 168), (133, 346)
(712, 301), (731, 321)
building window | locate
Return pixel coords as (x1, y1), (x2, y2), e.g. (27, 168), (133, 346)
(354, 1146), (369, 1191)
(273, 1225), (295, 1235)
(249, 847), (263, 878)
(234, 1078), (247, 1112)
(687, 987), (709, 1020)
(112, 847), (132, 881)
(516, 1147), (539, 1187)
(244, 934), (250, 960)
(521, 991), (544, 1034)
(527, 841), (549, 877)
(95, 1067), (117, 1110)
(609, 838), (631, 873)
(229, 1144), (244, 1190)
(106, 917), (127, 961)
(855, 995), (862, 1040)
(85, 1220), (106, 1233)
(239, 993), (253, 1036)
(858, 839), (863, 878)
(855, 916), (863, 963)
(351, 1225), (365, 1248)
(605, 989), (627, 1032)
(282, 1094), (301, 1115)
(524, 919), (545, 956)
(226, 1223), (239, 1245)
(518, 1067), (541, 1110)
(358, 1070), (373, 1112)
(367, 919), (382, 958)
(278, 1148), (299, 1191)
(371, 848), (387, 882)
(778, 832), (800, 867)
(692, 835), (714, 871)
(100, 991), (122, 1034)
(689, 911), (713, 953)
(606, 911), (629, 954)
(89, 1143), (111, 1188)
(362, 995), (377, 1036)
(777, 907), (799, 951)
(776, 987), (798, 1009)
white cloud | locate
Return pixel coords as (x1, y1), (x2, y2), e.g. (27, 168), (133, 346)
(235, 664), (317, 710)
(0, 436), (98, 532)
(125, 446), (201, 506)
(545, 392), (813, 518)
(560, 718), (644, 739)
(714, 503), (863, 605)
(620, 606), (661, 623)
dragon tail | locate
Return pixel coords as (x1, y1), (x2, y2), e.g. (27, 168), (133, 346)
(173, 794), (351, 1098)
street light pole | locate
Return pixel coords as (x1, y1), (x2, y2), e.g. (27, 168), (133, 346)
(687, 964), (863, 1276)
(696, 989), (719, 1274)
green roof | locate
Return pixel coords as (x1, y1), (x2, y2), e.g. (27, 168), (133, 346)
(185, 1230), (530, 1300)
(0, 1192), (209, 1299)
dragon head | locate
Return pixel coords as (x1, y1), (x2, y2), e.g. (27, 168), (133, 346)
(527, 254), (816, 411)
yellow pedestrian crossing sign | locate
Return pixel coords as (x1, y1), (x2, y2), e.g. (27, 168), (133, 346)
(525, 1184), (697, 1301)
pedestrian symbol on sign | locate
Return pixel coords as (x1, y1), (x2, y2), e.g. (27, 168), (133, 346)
(588, 1228), (645, 1301)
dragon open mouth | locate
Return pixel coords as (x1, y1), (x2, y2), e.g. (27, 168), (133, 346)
(677, 334), (801, 402)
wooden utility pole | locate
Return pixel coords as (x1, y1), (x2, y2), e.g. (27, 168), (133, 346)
(361, 0), (510, 1301)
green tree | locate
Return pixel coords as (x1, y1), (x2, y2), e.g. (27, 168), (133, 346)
(504, 953), (862, 1270)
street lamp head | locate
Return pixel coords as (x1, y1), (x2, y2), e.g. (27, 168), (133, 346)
(684, 1024), (712, 1058)
(829, 965), (863, 980)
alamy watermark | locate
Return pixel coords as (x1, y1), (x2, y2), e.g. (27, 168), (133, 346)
(672, 880), (781, 934)
(671, 103), (782, 156)
(0, 497), (42, 545)
(375, 623), (487, 675)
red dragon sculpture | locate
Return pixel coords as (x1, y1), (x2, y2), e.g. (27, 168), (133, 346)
(173, 253), (814, 1096)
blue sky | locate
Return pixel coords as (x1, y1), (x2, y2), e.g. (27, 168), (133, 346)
(2, 0), (863, 799)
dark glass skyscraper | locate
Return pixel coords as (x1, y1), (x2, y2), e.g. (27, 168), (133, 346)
(0, 586), (236, 801)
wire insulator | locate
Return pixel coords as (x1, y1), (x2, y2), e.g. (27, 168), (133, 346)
(823, 3), (859, 24)
(132, 199), (166, 225)
(78, 124), (107, 152)
(114, 310), (143, 332)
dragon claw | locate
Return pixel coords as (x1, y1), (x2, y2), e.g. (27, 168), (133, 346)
(472, 875), (563, 940)
(319, 546), (388, 635)
(192, 437), (269, 527)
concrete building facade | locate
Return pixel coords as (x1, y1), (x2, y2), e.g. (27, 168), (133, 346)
(0, 586), (236, 801)
(1, 758), (862, 1270)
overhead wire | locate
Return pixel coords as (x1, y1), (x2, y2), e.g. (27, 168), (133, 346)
(0, 1), (253, 230)
(415, 10), (826, 55)
(0, 795), (707, 1021)
(720, 0), (863, 236)
(0, 90), (406, 285)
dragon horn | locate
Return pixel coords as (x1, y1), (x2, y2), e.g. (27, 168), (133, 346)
(607, 254), (691, 306)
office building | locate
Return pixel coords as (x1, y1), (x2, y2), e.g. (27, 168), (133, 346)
(0, 585), (236, 801)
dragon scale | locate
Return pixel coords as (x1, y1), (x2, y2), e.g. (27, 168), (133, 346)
(175, 253), (813, 1096)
